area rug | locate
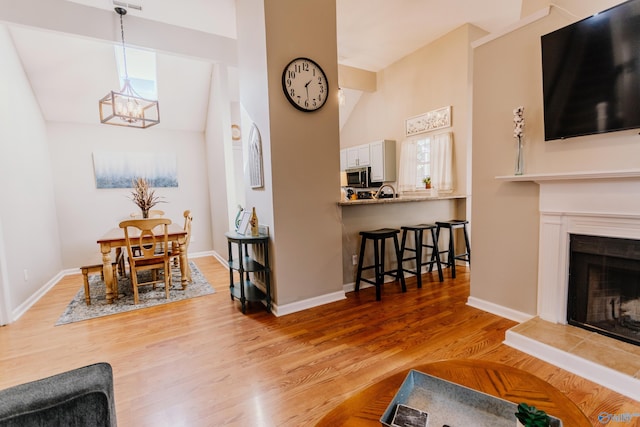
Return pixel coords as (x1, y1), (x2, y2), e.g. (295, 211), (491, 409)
(56, 261), (215, 325)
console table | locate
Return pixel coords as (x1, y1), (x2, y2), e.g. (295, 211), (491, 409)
(316, 359), (590, 426)
(225, 231), (271, 314)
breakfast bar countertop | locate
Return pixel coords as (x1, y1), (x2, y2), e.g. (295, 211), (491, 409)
(337, 193), (467, 206)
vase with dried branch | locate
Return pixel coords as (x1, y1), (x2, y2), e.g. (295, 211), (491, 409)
(129, 177), (164, 218)
(513, 106), (525, 175)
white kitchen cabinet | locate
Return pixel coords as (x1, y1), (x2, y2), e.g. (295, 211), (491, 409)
(369, 140), (396, 182)
(346, 144), (370, 168)
(340, 149), (347, 171)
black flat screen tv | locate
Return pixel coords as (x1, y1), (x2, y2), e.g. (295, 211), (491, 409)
(541, 0), (640, 141)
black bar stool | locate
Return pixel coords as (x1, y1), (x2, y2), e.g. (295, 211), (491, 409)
(432, 220), (471, 279)
(355, 228), (407, 301)
(400, 224), (443, 288)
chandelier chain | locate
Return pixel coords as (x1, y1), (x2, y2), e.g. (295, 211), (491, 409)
(119, 11), (129, 80)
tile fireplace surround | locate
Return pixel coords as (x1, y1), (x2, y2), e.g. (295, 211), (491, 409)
(497, 169), (640, 401)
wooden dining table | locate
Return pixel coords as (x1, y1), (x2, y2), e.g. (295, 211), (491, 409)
(97, 223), (188, 304)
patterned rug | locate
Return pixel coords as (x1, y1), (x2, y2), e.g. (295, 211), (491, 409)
(56, 261), (215, 325)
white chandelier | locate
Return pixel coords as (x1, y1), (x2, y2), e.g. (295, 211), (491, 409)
(99, 7), (160, 129)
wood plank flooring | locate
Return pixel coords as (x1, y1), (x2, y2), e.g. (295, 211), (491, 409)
(0, 257), (637, 426)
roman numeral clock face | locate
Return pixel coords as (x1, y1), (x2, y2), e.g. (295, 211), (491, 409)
(282, 57), (329, 112)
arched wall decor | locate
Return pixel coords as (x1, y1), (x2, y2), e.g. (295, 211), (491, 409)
(248, 123), (264, 189)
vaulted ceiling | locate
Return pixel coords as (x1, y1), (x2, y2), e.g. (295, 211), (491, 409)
(3, 0), (522, 132)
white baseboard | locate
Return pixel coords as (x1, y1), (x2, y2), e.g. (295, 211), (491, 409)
(466, 296), (534, 323)
(341, 271), (408, 293)
(272, 291), (346, 317)
(271, 272), (408, 316)
(342, 281), (371, 293)
(190, 250), (217, 259)
(207, 250), (227, 267)
(504, 329), (640, 402)
(12, 270), (65, 322)
(212, 250), (345, 316)
(469, 296), (640, 400)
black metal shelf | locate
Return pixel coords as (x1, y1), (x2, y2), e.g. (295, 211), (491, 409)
(225, 231), (271, 314)
(228, 257), (266, 273)
(230, 280), (266, 302)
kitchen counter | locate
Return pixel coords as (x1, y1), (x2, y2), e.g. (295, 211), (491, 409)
(338, 193), (468, 284)
(337, 193), (467, 206)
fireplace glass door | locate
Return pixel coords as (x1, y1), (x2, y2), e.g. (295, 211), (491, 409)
(568, 234), (640, 346)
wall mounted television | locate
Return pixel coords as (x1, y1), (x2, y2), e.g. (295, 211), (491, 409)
(541, 0), (640, 141)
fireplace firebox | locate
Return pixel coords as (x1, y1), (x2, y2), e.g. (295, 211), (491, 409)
(568, 234), (640, 346)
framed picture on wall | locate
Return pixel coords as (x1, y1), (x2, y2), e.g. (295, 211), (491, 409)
(405, 106), (452, 137)
(237, 211), (252, 235)
(93, 151), (178, 189)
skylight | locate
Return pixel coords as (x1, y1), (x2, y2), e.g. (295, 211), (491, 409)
(114, 46), (158, 100)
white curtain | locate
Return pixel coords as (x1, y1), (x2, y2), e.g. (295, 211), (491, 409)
(398, 139), (417, 192)
(431, 132), (453, 192)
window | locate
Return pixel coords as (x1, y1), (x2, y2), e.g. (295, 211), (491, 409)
(398, 137), (431, 192)
(398, 132), (453, 193)
(415, 137), (431, 189)
(115, 46), (158, 99)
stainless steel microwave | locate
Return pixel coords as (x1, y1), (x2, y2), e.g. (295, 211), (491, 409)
(345, 167), (381, 188)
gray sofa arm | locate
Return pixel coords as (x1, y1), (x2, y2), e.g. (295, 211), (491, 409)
(0, 362), (116, 427)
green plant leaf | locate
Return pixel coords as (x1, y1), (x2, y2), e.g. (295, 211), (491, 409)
(516, 402), (550, 427)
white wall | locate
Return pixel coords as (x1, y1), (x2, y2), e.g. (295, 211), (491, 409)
(0, 24), (62, 319)
(205, 64), (234, 257)
(47, 122), (213, 268)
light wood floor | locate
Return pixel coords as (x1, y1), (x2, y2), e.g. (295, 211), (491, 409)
(0, 257), (637, 426)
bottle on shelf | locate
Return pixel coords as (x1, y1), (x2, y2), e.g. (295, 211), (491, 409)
(250, 207), (259, 236)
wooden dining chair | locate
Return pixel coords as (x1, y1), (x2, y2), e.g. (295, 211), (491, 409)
(171, 210), (193, 281)
(127, 210), (165, 257)
(119, 218), (172, 304)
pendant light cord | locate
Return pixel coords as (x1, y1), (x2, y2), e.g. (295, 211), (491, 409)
(118, 10), (129, 80)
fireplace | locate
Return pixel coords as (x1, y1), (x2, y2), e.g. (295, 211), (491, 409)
(530, 172), (640, 327)
(500, 170), (640, 401)
(567, 234), (640, 346)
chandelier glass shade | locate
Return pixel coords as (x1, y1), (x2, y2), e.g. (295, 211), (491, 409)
(99, 7), (159, 129)
(99, 79), (160, 128)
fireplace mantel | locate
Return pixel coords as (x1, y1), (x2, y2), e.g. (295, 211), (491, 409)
(495, 169), (640, 323)
(505, 171), (640, 322)
(501, 170), (640, 400)
(496, 168), (640, 182)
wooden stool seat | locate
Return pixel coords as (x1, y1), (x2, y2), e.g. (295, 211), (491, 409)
(355, 228), (406, 301)
(400, 224), (443, 288)
(433, 220), (471, 278)
(80, 252), (123, 305)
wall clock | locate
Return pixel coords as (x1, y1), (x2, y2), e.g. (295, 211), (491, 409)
(281, 57), (329, 112)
